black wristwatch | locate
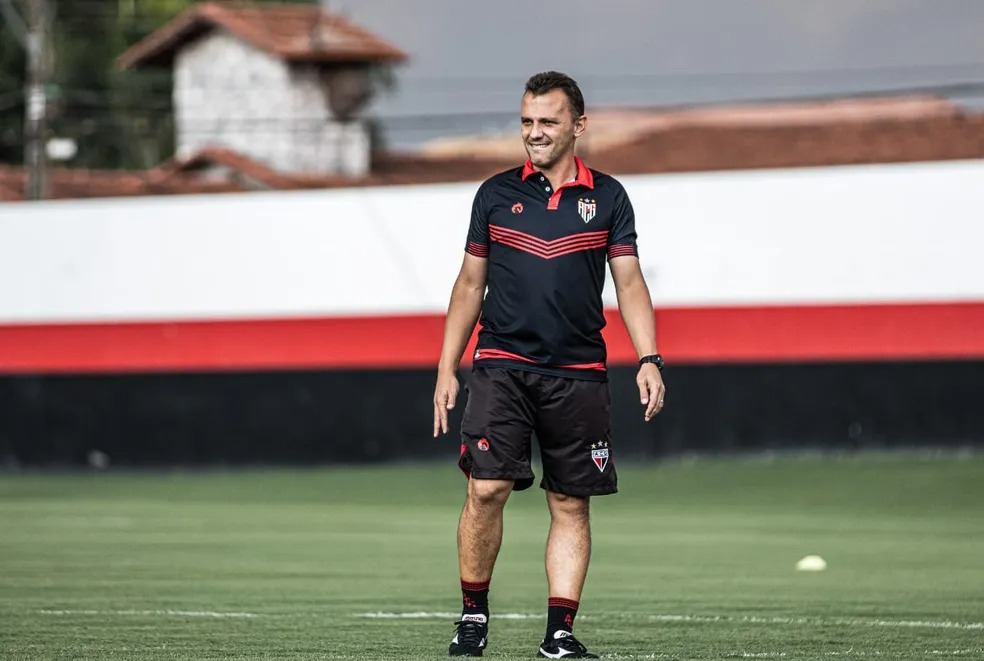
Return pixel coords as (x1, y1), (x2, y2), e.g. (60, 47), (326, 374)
(639, 354), (664, 371)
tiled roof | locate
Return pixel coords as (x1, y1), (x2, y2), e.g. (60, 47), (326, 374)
(117, 1), (407, 69)
(419, 95), (972, 160)
(589, 96), (984, 175)
(2, 95), (982, 201)
(0, 164), (243, 200)
(0, 148), (505, 201)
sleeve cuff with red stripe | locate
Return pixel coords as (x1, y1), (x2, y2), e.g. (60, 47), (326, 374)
(466, 241), (489, 257)
(607, 243), (638, 259)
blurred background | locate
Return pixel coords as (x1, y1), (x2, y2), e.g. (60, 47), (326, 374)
(2, 3), (984, 660)
(1, 0), (982, 467)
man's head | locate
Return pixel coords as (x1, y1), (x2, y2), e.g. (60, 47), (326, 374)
(521, 71), (586, 171)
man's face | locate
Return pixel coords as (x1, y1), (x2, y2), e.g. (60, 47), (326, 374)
(521, 89), (585, 170)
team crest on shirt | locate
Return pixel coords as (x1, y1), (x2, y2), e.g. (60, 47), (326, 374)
(577, 198), (597, 223)
(590, 440), (610, 472)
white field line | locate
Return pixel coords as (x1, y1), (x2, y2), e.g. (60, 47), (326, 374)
(602, 650), (984, 659)
(645, 613), (984, 631)
(357, 611), (536, 619)
(353, 611), (984, 631)
(39, 609), (258, 618)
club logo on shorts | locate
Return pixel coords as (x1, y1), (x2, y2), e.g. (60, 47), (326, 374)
(477, 438), (490, 452)
(578, 198), (597, 223)
(512, 202), (524, 214)
(590, 440), (610, 472)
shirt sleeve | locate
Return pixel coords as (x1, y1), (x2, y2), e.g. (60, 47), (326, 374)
(464, 184), (490, 258)
(607, 185), (639, 260)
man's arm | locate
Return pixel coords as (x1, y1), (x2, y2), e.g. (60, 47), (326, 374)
(609, 255), (665, 421)
(433, 253), (488, 437)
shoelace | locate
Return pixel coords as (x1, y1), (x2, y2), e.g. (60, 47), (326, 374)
(453, 621), (486, 648)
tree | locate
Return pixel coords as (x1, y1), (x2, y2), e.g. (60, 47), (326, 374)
(0, 0), (316, 169)
(0, 0), (28, 164)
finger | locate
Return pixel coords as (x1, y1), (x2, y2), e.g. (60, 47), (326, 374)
(439, 394), (450, 434)
(638, 379), (649, 406)
(653, 385), (665, 416)
(447, 386), (457, 411)
(433, 390), (447, 437)
(644, 381), (658, 421)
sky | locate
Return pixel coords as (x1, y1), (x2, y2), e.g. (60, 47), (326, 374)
(325, 0), (984, 147)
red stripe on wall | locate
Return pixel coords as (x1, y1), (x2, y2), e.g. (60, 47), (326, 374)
(0, 301), (982, 373)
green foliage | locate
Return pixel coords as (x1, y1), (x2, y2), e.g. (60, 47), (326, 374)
(0, 6), (28, 164)
(0, 0), (317, 169)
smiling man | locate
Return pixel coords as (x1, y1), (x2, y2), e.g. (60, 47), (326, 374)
(433, 71), (665, 658)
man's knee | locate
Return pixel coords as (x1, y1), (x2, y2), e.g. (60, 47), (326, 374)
(467, 478), (513, 509)
(546, 491), (590, 520)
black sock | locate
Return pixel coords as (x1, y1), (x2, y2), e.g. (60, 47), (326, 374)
(546, 597), (579, 638)
(461, 579), (490, 620)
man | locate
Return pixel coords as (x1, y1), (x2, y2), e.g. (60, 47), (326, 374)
(432, 71), (665, 659)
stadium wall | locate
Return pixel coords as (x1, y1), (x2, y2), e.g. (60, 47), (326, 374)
(1, 160), (982, 466)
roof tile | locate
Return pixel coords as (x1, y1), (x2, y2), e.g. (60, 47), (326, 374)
(117, 1), (407, 69)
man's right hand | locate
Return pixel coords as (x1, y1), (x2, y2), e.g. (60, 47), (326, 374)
(433, 370), (460, 437)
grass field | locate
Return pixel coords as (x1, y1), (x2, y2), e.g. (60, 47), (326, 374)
(1, 453), (983, 660)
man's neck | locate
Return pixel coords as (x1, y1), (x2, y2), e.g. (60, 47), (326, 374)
(539, 155), (578, 192)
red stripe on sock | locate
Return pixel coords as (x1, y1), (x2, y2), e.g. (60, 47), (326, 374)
(548, 597), (580, 609)
(461, 580), (490, 592)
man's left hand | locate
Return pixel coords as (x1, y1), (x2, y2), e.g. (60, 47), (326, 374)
(637, 364), (665, 422)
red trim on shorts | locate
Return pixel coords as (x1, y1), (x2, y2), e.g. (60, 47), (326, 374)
(559, 362), (607, 371)
(474, 350), (605, 370)
(473, 349), (538, 364)
(459, 442), (470, 480)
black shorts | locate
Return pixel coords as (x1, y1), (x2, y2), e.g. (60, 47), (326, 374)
(458, 367), (617, 497)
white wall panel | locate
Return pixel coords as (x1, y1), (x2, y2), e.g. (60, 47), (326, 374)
(1, 160), (981, 323)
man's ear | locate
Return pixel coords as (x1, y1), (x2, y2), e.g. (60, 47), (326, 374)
(573, 114), (587, 139)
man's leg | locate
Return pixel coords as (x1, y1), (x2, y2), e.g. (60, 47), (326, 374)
(451, 368), (537, 656)
(544, 491), (591, 637)
(459, 477), (514, 585)
(450, 477), (513, 657)
(533, 375), (612, 658)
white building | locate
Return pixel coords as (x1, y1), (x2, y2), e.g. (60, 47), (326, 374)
(117, 1), (407, 177)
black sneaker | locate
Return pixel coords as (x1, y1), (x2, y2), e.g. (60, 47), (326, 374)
(537, 630), (598, 659)
(449, 614), (488, 657)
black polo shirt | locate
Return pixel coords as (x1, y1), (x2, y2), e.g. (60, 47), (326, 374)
(465, 157), (639, 382)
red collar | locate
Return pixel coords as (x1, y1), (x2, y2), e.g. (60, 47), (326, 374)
(521, 156), (594, 189)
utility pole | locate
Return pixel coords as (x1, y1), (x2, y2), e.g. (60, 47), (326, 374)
(24, 0), (50, 200)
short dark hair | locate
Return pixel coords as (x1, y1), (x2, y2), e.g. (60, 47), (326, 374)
(524, 71), (585, 119)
